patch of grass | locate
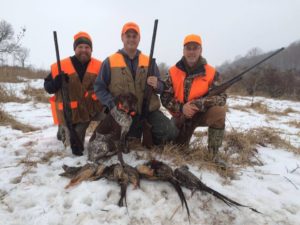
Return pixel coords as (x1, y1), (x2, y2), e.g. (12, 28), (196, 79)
(230, 104), (250, 113)
(22, 84), (49, 103)
(0, 107), (38, 132)
(132, 126), (299, 179)
(40, 151), (65, 163)
(224, 127), (299, 159)
(285, 120), (300, 128)
(249, 101), (271, 114)
(248, 102), (299, 117)
(0, 65), (48, 81)
(283, 107), (298, 114)
(0, 85), (27, 103)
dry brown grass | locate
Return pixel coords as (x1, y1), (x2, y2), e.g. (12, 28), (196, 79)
(22, 84), (49, 103)
(283, 107), (298, 114)
(0, 107), (38, 132)
(249, 101), (271, 114)
(0, 66), (48, 82)
(224, 127), (299, 159)
(248, 102), (299, 117)
(0, 85), (27, 103)
(40, 150), (66, 162)
(285, 120), (300, 128)
(131, 126), (299, 179)
(229, 104), (250, 113)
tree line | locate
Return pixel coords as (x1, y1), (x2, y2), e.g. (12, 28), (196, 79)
(217, 43), (300, 100)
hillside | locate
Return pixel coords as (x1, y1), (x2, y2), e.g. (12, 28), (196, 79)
(0, 75), (300, 225)
(217, 40), (300, 100)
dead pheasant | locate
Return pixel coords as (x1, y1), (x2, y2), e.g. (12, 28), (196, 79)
(103, 163), (129, 207)
(140, 160), (191, 221)
(124, 164), (140, 189)
(64, 163), (98, 189)
(174, 165), (261, 214)
(59, 164), (84, 178)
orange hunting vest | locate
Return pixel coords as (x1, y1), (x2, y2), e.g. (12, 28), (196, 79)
(169, 64), (216, 103)
(49, 57), (102, 125)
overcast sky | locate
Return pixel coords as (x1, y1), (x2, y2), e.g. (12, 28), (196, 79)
(1, 0), (299, 69)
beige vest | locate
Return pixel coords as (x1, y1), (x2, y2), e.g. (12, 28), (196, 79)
(108, 52), (160, 114)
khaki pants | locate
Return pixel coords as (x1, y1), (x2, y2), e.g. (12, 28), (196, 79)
(174, 106), (226, 145)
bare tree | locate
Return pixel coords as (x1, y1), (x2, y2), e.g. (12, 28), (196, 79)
(13, 47), (30, 67)
(246, 47), (263, 58)
(0, 19), (26, 55)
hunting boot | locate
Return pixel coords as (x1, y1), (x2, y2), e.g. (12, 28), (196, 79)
(208, 127), (227, 169)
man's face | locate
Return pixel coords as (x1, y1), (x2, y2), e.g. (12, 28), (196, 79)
(75, 43), (92, 63)
(121, 30), (140, 52)
(183, 42), (202, 66)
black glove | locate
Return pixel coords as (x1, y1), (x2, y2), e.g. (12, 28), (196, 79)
(53, 72), (69, 90)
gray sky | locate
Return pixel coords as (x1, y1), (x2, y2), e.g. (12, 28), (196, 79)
(1, 0), (299, 69)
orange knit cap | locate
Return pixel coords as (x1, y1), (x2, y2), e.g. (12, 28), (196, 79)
(121, 22), (140, 35)
(73, 31), (92, 50)
(183, 34), (202, 46)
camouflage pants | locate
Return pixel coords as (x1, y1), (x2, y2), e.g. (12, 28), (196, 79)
(174, 106), (226, 146)
(127, 110), (179, 145)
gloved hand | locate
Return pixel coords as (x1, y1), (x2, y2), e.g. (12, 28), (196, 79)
(53, 72), (69, 90)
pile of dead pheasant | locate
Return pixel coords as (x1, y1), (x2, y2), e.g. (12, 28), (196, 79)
(60, 159), (261, 221)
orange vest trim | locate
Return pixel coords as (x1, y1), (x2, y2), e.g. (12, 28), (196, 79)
(86, 58), (102, 74)
(109, 53), (149, 68)
(91, 93), (97, 100)
(51, 58), (76, 78)
(57, 101), (78, 111)
(169, 64), (216, 103)
(49, 96), (59, 125)
(51, 58), (101, 77)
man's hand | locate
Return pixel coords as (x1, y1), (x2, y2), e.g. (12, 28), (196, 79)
(147, 76), (158, 89)
(191, 94), (227, 112)
(182, 101), (199, 118)
(53, 72), (69, 90)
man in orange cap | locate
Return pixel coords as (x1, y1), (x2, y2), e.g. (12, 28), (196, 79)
(94, 22), (178, 146)
(44, 31), (104, 156)
(160, 34), (227, 166)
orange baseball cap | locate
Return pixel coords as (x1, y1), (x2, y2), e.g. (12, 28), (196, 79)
(183, 34), (202, 46)
(122, 22), (140, 35)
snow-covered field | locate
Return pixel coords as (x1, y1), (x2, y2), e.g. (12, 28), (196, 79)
(0, 79), (300, 225)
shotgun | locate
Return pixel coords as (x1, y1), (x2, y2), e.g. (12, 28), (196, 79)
(140, 19), (158, 148)
(53, 31), (84, 155)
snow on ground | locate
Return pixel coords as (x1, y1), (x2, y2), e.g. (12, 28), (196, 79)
(0, 79), (300, 225)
